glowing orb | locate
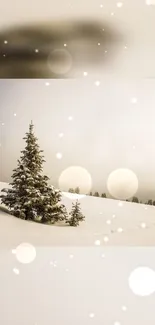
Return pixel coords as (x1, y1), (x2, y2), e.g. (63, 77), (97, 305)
(117, 2), (123, 7)
(15, 243), (36, 264)
(95, 81), (100, 86)
(48, 49), (72, 75)
(56, 153), (62, 159)
(13, 268), (20, 275)
(59, 166), (92, 197)
(107, 168), (138, 200)
(146, 0), (155, 4)
(130, 97), (137, 104)
(129, 267), (155, 296)
(117, 227), (123, 233)
(104, 236), (109, 243)
(141, 223), (146, 229)
(68, 116), (73, 121)
(94, 240), (101, 246)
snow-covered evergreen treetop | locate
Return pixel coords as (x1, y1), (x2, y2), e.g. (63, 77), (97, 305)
(0, 121), (67, 224)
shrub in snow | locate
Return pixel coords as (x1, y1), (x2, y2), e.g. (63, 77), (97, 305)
(132, 196), (139, 203)
(66, 201), (85, 227)
(74, 187), (80, 194)
(68, 188), (74, 193)
(0, 121), (67, 224)
(94, 192), (100, 197)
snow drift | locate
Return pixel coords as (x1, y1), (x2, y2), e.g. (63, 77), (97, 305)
(0, 182), (155, 247)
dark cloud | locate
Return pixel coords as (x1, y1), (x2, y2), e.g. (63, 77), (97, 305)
(0, 20), (122, 78)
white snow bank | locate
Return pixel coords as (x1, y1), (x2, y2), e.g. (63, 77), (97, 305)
(0, 181), (155, 247)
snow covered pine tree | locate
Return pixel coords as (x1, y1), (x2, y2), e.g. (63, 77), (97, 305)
(66, 201), (85, 227)
(0, 121), (67, 224)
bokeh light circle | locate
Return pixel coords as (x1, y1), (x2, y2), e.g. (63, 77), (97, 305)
(48, 49), (72, 75)
(15, 243), (36, 264)
(128, 267), (155, 296)
(94, 240), (101, 246)
(59, 166), (92, 198)
(107, 168), (138, 200)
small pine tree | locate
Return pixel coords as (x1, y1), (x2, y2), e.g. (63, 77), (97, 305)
(94, 192), (99, 197)
(66, 201), (85, 227)
(148, 199), (153, 205)
(132, 196), (139, 203)
(89, 191), (93, 196)
(101, 193), (106, 198)
(0, 122), (67, 224)
(68, 188), (74, 193)
(75, 187), (80, 194)
(153, 201), (155, 206)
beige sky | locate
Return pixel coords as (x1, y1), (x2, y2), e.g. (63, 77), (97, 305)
(0, 78), (155, 201)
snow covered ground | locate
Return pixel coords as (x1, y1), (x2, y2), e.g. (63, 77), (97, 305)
(0, 181), (155, 247)
(0, 182), (155, 325)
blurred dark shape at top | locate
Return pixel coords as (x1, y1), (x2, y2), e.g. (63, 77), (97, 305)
(0, 20), (122, 78)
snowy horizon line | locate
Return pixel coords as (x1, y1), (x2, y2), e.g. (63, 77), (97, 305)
(0, 179), (155, 204)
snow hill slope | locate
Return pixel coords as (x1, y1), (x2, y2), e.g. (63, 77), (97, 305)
(0, 182), (155, 247)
